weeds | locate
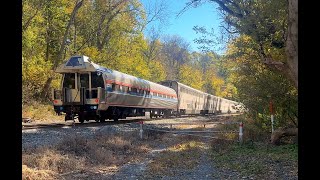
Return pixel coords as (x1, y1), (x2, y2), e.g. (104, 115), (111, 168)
(210, 139), (298, 178)
(22, 131), (156, 179)
(146, 136), (205, 177)
(22, 101), (64, 122)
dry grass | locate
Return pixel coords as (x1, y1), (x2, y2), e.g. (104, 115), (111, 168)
(22, 101), (64, 122)
(146, 136), (205, 176)
(22, 130), (165, 179)
(22, 165), (58, 180)
(174, 124), (206, 130)
(22, 148), (85, 173)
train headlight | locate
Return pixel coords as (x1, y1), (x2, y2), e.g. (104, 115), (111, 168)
(90, 105), (97, 110)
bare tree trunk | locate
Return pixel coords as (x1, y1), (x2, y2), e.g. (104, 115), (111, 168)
(54, 0), (84, 69)
(285, 0), (298, 89)
(39, 77), (53, 99)
(40, 0), (84, 100)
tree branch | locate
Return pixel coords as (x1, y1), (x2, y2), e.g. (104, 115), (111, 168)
(209, 0), (243, 18)
(219, 25), (239, 34)
(54, 0), (84, 69)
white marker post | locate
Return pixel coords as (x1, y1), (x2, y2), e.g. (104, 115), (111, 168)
(239, 122), (243, 144)
(271, 114), (274, 133)
(139, 121), (143, 139)
(270, 100), (274, 133)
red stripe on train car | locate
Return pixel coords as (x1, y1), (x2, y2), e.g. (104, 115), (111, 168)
(107, 103), (176, 109)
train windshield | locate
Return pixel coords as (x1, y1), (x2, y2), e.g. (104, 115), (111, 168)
(91, 72), (104, 88)
(62, 72), (104, 89)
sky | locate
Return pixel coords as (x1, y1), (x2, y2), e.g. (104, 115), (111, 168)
(141, 0), (225, 54)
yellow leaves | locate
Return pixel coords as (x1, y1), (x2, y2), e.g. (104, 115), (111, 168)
(179, 65), (205, 91)
(148, 60), (166, 82)
(211, 76), (225, 97)
(22, 56), (53, 92)
(80, 47), (100, 60)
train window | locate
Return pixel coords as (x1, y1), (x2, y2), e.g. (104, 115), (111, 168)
(112, 84), (120, 91)
(115, 84), (120, 91)
(122, 86), (128, 93)
(131, 88), (137, 93)
(63, 73), (75, 89)
(66, 56), (83, 67)
(91, 72), (104, 88)
(80, 73), (89, 88)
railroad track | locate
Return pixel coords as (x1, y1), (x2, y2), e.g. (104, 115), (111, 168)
(22, 113), (241, 130)
(22, 118), (146, 130)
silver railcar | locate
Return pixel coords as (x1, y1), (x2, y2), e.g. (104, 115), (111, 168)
(159, 80), (240, 115)
(52, 55), (178, 122)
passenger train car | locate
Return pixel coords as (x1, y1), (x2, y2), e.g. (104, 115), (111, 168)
(52, 55), (242, 123)
(52, 55), (178, 122)
(159, 80), (240, 116)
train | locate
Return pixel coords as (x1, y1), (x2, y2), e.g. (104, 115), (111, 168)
(51, 55), (242, 123)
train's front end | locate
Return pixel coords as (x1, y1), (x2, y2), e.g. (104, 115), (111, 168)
(52, 55), (106, 123)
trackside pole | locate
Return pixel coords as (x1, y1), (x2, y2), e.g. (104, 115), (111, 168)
(270, 100), (274, 133)
(139, 121), (143, 139)
(239, 122), (243, 144)
(271, 114), (274, 133)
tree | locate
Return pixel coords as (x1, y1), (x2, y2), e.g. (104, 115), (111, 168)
(179, 64), (204, 90)
(40, 0), (85, 99)
(225, 35), (298, 140)
(186, 0), (298, 88)
(160, 35), (191, 80)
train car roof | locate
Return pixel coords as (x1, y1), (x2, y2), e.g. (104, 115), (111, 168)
(55, 55), (101, 73)
(161, 80), (241, 102)
(105, 69), (177, 97)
